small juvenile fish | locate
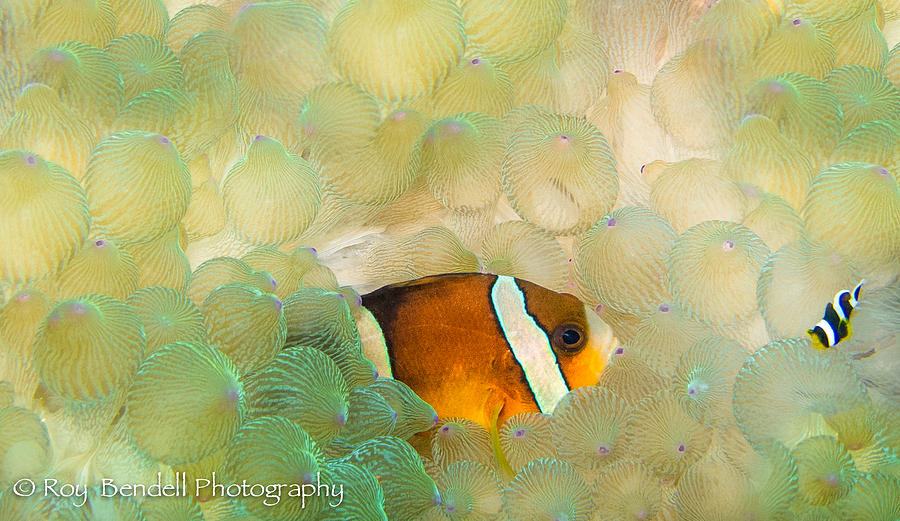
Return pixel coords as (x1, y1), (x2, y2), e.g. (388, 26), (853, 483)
(807, 280), (865, 350)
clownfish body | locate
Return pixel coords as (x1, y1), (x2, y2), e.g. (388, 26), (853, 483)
(361, 273), (615, 430)
(807, 280), (865, 350)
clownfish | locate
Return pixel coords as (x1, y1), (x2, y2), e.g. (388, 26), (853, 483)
(361, 273), (615, 431)
(807, 280), (865, 350)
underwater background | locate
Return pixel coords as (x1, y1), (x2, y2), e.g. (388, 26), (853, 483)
(1, 0), (899, 519)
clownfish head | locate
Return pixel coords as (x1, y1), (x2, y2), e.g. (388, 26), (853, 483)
(503, 277), (617, 392)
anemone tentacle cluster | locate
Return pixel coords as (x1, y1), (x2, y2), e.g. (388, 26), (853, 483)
(1, 0), (899, 519)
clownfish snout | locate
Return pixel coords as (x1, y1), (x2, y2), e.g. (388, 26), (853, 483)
(555, 307), (617, 389)
(584, 307), (618, 379)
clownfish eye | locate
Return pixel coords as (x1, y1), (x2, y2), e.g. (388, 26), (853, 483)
(552, 324), (586, 354)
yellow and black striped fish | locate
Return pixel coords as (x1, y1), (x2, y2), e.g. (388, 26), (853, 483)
(807, 280), (865, 350)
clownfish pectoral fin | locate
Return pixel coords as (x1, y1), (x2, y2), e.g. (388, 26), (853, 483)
(837, 318), (850, 340)
(842, 317), (853, 341)
(485, 392), (515, 482)
(806, 328), (830, 350)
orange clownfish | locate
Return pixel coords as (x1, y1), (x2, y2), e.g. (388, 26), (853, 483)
(360, 273), (615, 430)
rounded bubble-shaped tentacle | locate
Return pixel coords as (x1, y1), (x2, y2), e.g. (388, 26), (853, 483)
(733, 338), (869, 450)
(104, 33), (183, 103)
(436, 461), (503, 521)
(201, 282), (286, 375)
(329, 0), (465, 101)
(576, 206), (676, 315)
(751, 15), (836, 80)
(626, 302), (713, 377)
(128, 226), (191, 292)
(0, 406), (53, 489)
(419, 112), (504, 212)
(0, 150), (89, 285)
(574, 0), (666, 84)
(649, 159), (746, 234)
(723, 114), (815, 210)
(481, 220), (569, 292)
(164, 5), (228, 55)
(241, 246), (318, 300)
(502, 112), (618, 234)
(246, 345), (351, 444)
(419, 55), (514, 118)
(551, 386), (632, 473)
(592, 460), (663, 521)
(127, 286), (206, 355)
(836, 473), (900, 521)
(506, 19), (609, 116)
(83, 131), (191, 245)
(502, 458), (593, 521)
(666, 220), (770, 326)
(597, 344), (668, 406)
(110, 0), (168, 39)
(737, 183), (804, 252)
(793, 435), (858, 506)
(362, 227), (480, 286)
(230, 2), (328, 99)
(802, 162), (900, 274)
(41, 236), (139, 301)
(651, 38), (743, 152)
(348, 436), (441, 521)
(125, 341), (244, 466)
(671, 336), (747, 428)
(224, 415), (327, 520)
(33, 294), (145, 403)
(34, 0), (117, 50)
(674, 452), (754, 520)
(431, 417), (495, 470)
(367, 377), (439, 440)
(831, 119), (900, 176)
(0, 83), (95, 180)
(627, 390), (713, 481)
(825, 66), (900, 134)
(317, 461), (388, 521)
(328, 387), (397, 456)
(743, 72), (842, 169)
(222, 135), (321, 246)
(282, 286), (376, 387)
(822, 7), (888, 70)
(186, 256), (276, 305)
(0, 289), (54, 404)
(499, 413), (557, 473)
(458, 0), (566, 64)
(26, 41), (123, 133)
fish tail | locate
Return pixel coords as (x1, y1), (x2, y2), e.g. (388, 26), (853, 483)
(806, 329), (829, 350)
(843, 317), (853, 340)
